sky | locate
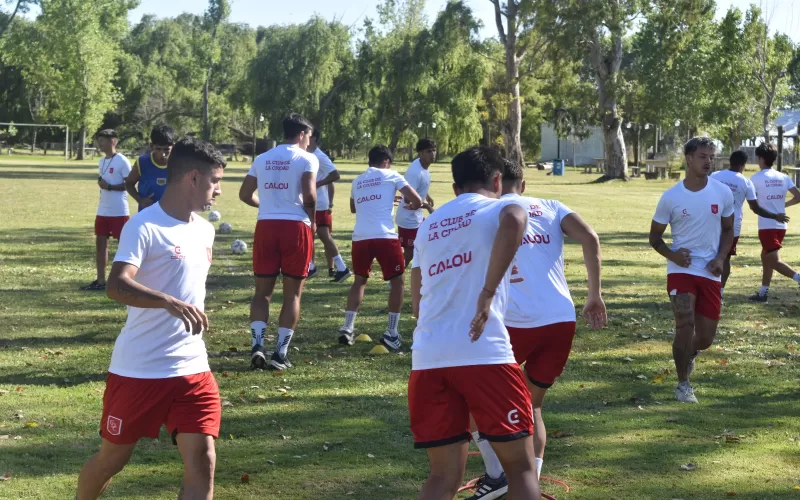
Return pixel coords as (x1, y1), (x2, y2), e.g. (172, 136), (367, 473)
(128, 0), (800, 42)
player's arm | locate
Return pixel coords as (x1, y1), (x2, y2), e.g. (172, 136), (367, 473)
(107, 262), (207, 334)
(561, 212), (606, 329)
(649, 221), (690, 267)
(316, 170), (340, 189)
(786, 187), (800, 208)
(124, 163), (145, 204)
(399, 185), (422, 211)
(238, 174), (259, 208)
(746, 199), (789, 223)
(470, 204), (527, 342)
(350, 196), (356, 214)
(301, 171), (317, 227)
(411, 267), (422, 318)
(328, 182), (335, 208)
(423, 194), (435, 213)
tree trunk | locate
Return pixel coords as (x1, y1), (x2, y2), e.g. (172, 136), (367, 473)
(762, 105), (771, 145)
(491, 0), (524, 165)
(591, 29), (627, 180)
(202, 76), (211, 141)
(388, 122), (403, 153)
(602, 114), (628, 179)
(77, 126), (86, 160)
(31, 129), (36, 154)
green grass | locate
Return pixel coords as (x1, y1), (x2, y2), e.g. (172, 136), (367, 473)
(1, 156), (800, 499)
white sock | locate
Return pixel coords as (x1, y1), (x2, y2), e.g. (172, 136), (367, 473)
(277, 327), (293, 357)
(472, 431), (504, 479)
(793, 273), (800, 284)
(343, 311), (357, 333)
(388, 312), (400, 335)
(333, 254), (347, 272)
(309, 262), (316, 272)
(760, 285), (769, 296)
(535, 457), (543, 479)
(250, 321), (266, 347)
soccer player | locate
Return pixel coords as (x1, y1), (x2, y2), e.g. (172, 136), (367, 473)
(76, 138), (226, 500)
(409, 146), (540, 500)
(466, 160), (607, 498)
(337, 145), (421, 349)
(396, 138), (437, 266)
(306, 129), (351, 282)
(711, 150), (788, 298)
(240, 113), (318, 371)
(649, 137), (734, 403)
(125, 124), (176, 212)
(747, 143), (800, 302)
(81, 129), (132, 291)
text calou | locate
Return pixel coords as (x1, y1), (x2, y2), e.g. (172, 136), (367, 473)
(428, 251), (472, 276)
(264, 182), (289, 190)
(357, 194), (382, 203)
(520, 233), (551, 246)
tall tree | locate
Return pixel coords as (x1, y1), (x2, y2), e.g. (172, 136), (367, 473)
(0, 0), (34, 41)
(201, 0), (230, 141)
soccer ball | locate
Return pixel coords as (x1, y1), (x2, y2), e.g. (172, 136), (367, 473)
(231, 239), (248, 255)
(208, 210), (221, 222)
(218, 222), (232, 234)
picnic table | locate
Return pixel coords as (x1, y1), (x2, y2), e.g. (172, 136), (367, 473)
(645, 160), (671, 180)
(713, 157), (729, 172)
(583, 158), (606, 174)
(630, 165), (641, 177)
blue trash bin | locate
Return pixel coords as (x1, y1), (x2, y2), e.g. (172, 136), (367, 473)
(553, 159), (564, 176)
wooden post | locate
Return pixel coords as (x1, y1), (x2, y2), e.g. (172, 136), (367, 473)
(777, 126), (784, 171)
(64, 126), (68, 161)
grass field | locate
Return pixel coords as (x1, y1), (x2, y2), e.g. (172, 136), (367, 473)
(1, 155), (800, 499)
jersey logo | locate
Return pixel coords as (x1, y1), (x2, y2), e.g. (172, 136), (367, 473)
(109, 167), (114, 173)
(711, 204), (718, 214)
(681, 209), (690, 218)
(507, 409), (520, 425)
(510, 265), (524, 283)
(171, 246), (186, 260)
(157, 178), (167, 186)
(107, 416), (123, 436)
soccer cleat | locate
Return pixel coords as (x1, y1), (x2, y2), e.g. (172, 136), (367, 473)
(675, 381), (698, 403)
(380, 332), (402, 352)
(748, 292), (768, 303)
(307, 266), (318, 279)
(338, 328), (355, 346)
(268, 351), (293, 371)
(250, 346), (267, 370)
(466, 472), (509, 500)
(80, 280), (106, 291)
(328, 268), (335, 278)
(331, 268), (352, 283)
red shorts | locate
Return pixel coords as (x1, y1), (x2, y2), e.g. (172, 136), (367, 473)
(315, 210), (333, 229)
(94, 216), (129, 239)
(759, 229), (786, 253)
(351, 238), (405, 280)
(100, 371), (221, 445)
(408, 364), (533, 448)
(507, 322), (577, 388)
(667, 273), (722, 321)
(728, 236), (740, 257)
(397, 227), (419, 249)
(253, 219), (313, 279)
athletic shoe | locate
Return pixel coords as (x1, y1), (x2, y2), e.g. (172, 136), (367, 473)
(380, 331), (402, 352)
(250, 345), (267, 370)
(466, 472), (508, 500)
(268, 352), (293, 371)
(338, 329), (355, 346)
(748, 293), (768, 303)
(331, 268), (352, 283)
(328, 269), (335, 278)
(307, 266), (318, 279)
(80, 280), (106, 291)
(687, 350), (698, 379)
(675, 381), (698, 403)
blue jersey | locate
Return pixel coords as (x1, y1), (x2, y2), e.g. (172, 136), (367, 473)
(135, 153), (168, 208)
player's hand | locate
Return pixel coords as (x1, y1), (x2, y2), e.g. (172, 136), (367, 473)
(394, 195), (403, 206)
(775, 213), (790, 223)
(310, 221), (317, 234)
(165, 297), (208, 335)
(98, 178), (109, 190)
(140, 195), (155, 208)
(707, 257), (724, 277)
(582, 296), (607, 330)
(469, 288), (494, 342)
(669, 248), (692, 268)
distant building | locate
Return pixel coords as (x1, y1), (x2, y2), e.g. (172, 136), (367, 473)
(540, 124), (605, 166)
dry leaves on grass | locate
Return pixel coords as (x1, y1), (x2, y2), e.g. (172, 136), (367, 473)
(679, 463), (696, 471)
(240, 473), (249, 484)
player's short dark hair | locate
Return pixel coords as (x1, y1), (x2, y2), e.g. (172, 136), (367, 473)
(729, 150), (748, 168)
(167, 137), (227, 182)
(95, 129), (117, 139)
(683, 137), (716, 155)
(283, 113), (313, 139)
(368, 145), (393, 166)
(755, 142), (778, 167)
(451, 146), (505, 189)
(311, 128), (321, 142)
(502, 159), (524, 184)
(150, 124), (176, 146)
(416, 138), (436, 152)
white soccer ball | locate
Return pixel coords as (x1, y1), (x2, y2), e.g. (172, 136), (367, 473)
(208, 210), (221, 222)
(231, 239), (248, 255)
(218, 222), (232, 234)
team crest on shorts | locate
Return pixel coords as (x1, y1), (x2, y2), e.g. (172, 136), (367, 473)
(711, 204), (718, 214)
(107, 416), (123, 436)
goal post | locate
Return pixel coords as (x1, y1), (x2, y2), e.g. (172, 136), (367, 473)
(0, 122), (69, 160)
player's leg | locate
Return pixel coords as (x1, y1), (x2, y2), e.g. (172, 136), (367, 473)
(668, 274), (699, 402)
(403, 246), (414, 268)
(249, 276), (276, 369)
(420, 442), (470, 500)
(488, 437), (539, 499)
(691, 277), (722, 371)
(769, 249), (800, 283)
(96, 234), (109, 285)
(318, 225), (350, 282)
(77, 439), (136, 499)
(722, 255), (732, 289)
(339, 241), (371, 344)
(379, 239), (406, 351)
(176, 434), (216, 499)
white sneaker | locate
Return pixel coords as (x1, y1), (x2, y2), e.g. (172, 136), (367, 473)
(380, 331), (402, 352)
(675, 381), (698, 403)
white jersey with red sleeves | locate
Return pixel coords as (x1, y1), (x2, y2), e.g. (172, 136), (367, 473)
(248, 143), (319, 225)
(97, 154), (133, 217)
(411, 193), (526, 370)
(501, 193), (576, 328)
(395, 159), (431, 229)
(351, 166), (408, 241)
(314, 148), (337, 211)
(652, 178), (735, 282)
(710, 169), (756, 237)
(751, 168), (795, 230)
(109, 203), (215, 379)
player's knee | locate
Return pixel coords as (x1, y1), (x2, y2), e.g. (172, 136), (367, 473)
(675, 313), (694, 331)
(185, 447), (216, 482)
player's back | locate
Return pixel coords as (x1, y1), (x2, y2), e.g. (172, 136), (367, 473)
(711, 169), (750, 209)
(411, 193), (517, 370)
(752, 168), (793, 229)
(396, 160), (430, 229)
(250, 144), (318, 223)
(352, 166), (407, 241)
(502, 193), (575, 328)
